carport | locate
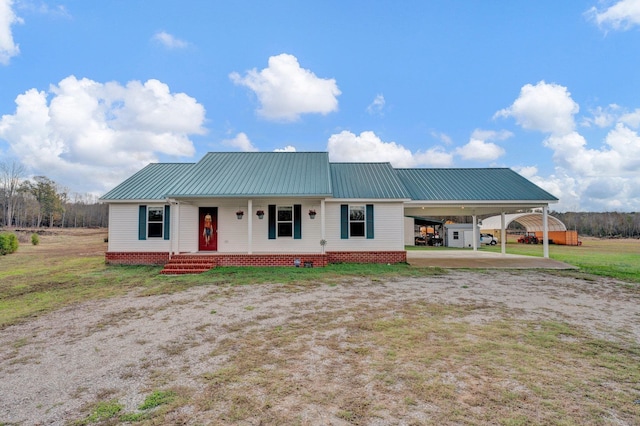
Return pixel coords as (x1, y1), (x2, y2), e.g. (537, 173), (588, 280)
(397, 168), (560, 258)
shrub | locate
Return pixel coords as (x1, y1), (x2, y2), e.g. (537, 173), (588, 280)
(0, 232), (19, 255)
(31, 233), (40, 246)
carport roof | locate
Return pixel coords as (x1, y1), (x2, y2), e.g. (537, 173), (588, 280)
(395, 168), (558, 201)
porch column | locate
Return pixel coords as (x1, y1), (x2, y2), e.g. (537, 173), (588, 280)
(321, 199), (326, 242)
(542, 205), (549, 258)
(472, 214), (478, 251)
(248, 199), (253, 254)
(500, 211), (506, 255)
(175, 201), (180, 256)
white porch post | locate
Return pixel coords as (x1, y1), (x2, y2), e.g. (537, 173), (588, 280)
(472, 214), (478, 251)
(247, 199), (253, 254)
(543, 205), (549, 258)
(321, 200), (326, 252)
(175, 201), (180, 256)
(500, 211), (506, 255)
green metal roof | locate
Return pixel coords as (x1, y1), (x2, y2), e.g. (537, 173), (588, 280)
(395, 168), (559, 201)
(100, 153), (558, 204)
(100, 163), (194, 200)
(330, 163), (411, 199)
(167, 152), (333, 197)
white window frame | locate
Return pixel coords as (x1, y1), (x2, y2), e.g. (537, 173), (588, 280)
(147, 206), (164, 238)
(277, 205), (293, 238)
(349, 205), (366, 238)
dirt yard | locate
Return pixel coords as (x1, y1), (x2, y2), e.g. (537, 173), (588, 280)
(1, 264), (639, 424)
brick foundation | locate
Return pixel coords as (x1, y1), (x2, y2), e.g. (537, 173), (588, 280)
(326, 251), (407, 264)
(105, 251), (406, 267)
(105, 252), (170, 265)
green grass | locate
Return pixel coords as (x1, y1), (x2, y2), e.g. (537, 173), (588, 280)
(482, 237), (640, 283)
(0, 232), (443, 328)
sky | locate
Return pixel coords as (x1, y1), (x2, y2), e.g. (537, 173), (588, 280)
(1, 0), (640, 212)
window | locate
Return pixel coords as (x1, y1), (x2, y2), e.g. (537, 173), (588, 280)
(349, 205), (365, 237)
(340, 204), (374, 239)
(147, 206), (164, 238)
(277, 206), (293, 237)
(453, 231), (459, 240)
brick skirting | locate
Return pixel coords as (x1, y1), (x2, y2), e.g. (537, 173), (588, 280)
(326, 251), (407, 264)
(105, 252), (170, 265)
(106, 251), (406, 267)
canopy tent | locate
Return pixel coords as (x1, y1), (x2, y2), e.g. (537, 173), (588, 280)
(480, 212), (566, 233)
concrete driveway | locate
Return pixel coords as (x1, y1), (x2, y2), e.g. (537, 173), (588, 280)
(406, 249), (576, 269)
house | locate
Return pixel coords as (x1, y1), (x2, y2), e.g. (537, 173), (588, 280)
(100, 152), (558, 269)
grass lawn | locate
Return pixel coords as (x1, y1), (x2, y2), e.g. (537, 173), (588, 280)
(483, 236), (640, 283)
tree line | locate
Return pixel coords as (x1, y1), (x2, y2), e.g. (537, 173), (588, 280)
(550, 211), (640, 239)
(0, 161), (107, 229)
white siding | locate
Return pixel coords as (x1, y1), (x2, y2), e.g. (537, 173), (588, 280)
(107, 204), (170, 252)
(177, 204), (198, 253)
(325, 202), (405, 251)
(109, 199), (405, 254)
(175, 199), (324, 253)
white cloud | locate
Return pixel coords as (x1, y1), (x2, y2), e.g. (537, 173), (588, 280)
(582, 104), (621, 128)
(454, 129), (510, 162)
(327, 130), (453, 167)
(0, 76), (206, 193)
(222, 132), (258, 152)
(499, 81), (640, 211)
(455, 139), (505, 162)
(412, 147), (454, 167)
(274, 145), (296, 152)
(152, 31), (189, 49)
(0, 0), (22, 65)
(495, 81), (578, 135)
(230, 53), (341, 121)
(430, 131), (453, 145)
(619, 109), (640, 128)
(471, 129), (513, 141)
(366, 94), (385, 116)
(587, 0), (640, 31)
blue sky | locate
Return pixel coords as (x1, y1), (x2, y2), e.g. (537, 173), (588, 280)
(1, 0), (640, 212)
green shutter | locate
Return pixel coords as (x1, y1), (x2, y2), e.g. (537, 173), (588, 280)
(268, 205), (276, 239)
(163, 205), (170, 240)
(138, 205), (146, 240)
(366, 204), (374, 239)
(294, 204), (301, 239)
(340, 204), (349, 239)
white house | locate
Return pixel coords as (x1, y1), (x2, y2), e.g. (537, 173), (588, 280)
(99, 152), (559, 271)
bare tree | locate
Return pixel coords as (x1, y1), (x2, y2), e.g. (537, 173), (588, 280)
(0, 161), (26, 227)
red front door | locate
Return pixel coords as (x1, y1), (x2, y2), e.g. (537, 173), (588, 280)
(199, 207), (217, 251)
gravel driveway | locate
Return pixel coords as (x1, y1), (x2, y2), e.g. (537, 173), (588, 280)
(1, 270), (638, 425)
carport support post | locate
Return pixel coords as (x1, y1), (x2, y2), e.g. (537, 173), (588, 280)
(543, 206), (549, 258)
(501, 211), (506, 255)
(472, 214), (478, 251)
